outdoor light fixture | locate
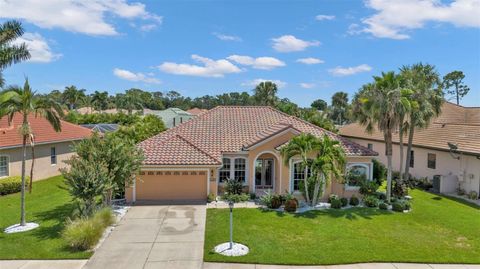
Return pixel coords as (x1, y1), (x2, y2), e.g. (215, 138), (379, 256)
(229, 201), (234, 249)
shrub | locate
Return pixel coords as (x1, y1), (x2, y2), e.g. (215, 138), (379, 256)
(393, 181), (408, 197)
(349, 195), (360, 206)
(224, 178), (243, 195)
(372, 159), (386, 185)
(271, 195), (282, 209)
(328, 194), (339, 203)
(363, 195), (379, 208)
(93, 207), (115, 227)
(0, 176), (29, 195)
(207, 193), (216, 203)
(340, 197), (348, 207)
(457, 188), (466, 196)
(392, 201), (405, 212)
(468, 191), (478, 200)
(260, 191), (274, 208)
(249, 193), (256, 200)
(330, 198), (342, 209)
(376, 192), (387, 201)
(63, 208), (114, 251)
(379, 202), (389, 210)
(223, 193), (249, 203)
(359, 180), (379, 196)
(284, 198), (298, 213)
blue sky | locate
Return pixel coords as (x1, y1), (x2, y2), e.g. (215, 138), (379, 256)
(1, 0), (479, 107)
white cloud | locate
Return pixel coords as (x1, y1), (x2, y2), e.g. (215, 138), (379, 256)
(227, 55), (285, 70)
(242, 79), (287, 88)
(0, 0), (162, 36)
(328, 64), (372, 76)
(213, 32), (242, 41)
(300, 83), (315, 89)
(271, 35), (320, 52)
(315, 15), (335, 21)
(357, 0), (480, 39)
(113, 68), (161, 84)
(158, 55), (241, 78)
(296, 57), (324, 65)
(13, 32), (61, 63)
(139, 24), (157, 32)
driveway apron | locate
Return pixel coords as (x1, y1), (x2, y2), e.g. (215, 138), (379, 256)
(83, 204), (206, 269)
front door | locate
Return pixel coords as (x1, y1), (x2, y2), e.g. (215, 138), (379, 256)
(255, 159), (274, 189)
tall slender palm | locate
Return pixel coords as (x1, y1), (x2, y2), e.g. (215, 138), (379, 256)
(253, 81), (279, 106)
(280, 133), (320, 205)
(0, 79), (63, 226)
(310, 135), (346, 206)
(400, 64), (443, 183)
(353, 72), (410, 201)
(0, 20), (31, 87)
(62, 85), (86, 110)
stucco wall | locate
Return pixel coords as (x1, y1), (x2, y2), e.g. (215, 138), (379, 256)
(0, 141), (75, 181)
(348, 138), (480, 194)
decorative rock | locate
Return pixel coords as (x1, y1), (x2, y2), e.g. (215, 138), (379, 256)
(4, 223), (39, 234)
(214, 242), (249, 256)
(404, 195), (413, 200)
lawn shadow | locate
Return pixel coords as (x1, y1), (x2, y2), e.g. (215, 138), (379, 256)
(430, 193), (480, 210)
(293, 207), (393, 221)
(31, 202), (75, 240)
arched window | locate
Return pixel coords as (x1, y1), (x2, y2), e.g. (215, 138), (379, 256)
(346, 163), (370, 187)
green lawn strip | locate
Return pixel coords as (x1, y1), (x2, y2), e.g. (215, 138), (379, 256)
(204, 189), (480, 265)
(0, 175), (92, 259)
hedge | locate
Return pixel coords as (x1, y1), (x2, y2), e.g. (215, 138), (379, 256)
(0, 176), (29, 195)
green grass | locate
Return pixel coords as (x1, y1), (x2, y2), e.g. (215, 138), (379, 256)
(204, 189), (480, 265)
(0, 175), (92, 259)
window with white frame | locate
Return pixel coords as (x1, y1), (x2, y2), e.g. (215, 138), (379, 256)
(292, 161), (312, 191)
(346, 163), (370, 187)
(0, 156), (8, 177)
(219, 158), (231, 183)
(219, 157), (248, 183)
(234, 158), (246, 182)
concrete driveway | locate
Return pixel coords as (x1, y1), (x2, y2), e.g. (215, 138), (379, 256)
(83, 204), (206, 269)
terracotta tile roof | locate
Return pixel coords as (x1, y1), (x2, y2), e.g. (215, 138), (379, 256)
(186, 108), (208, 116)
(243, 122), (300, 149)
(0, 113), (93, 149)
(339, 102), (480, 155)
(139, 106), (377, 165)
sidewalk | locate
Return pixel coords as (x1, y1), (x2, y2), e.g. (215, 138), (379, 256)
(0, 260), (87, 269)
(203, 262), (480, 269)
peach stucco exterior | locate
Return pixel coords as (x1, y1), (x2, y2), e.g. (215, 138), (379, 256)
(0, 141), (76, 181)
(127, 130), (374, 203)
(349, 138), (480, 195)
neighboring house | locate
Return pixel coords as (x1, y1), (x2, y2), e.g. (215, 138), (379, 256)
(0, 114), (92, 181)
(81, 123), (119, 134)
(340, 102), (480, 195)
(187, 107), (208, 116)
(145, 108), (194, 128)
(126, 106), (377, 203)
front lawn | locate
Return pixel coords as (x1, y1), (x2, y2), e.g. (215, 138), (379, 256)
(204, 189), (480, 265)
(0, 175), (92, 259)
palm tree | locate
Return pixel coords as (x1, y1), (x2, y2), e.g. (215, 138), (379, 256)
(91, 91), (109, 111)
(0, 20), (31, 87)
(353, 72), (410, 201)
(400, 64), (443, 183)
(0, 79), (63, 226)
(280, 133), (320, 205)
(310, 135), (346, 206)
(62, 85), (86, 110)
(253, 81), (278, 106)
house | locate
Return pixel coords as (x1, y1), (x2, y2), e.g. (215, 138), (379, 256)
(340, 101), (480, 196)
(126, 106), (377, 203)
(186, 107), (208, 116)
(0, 114), (92, 181)
(81, 123), (119, 134)
(145, 108), (194, 128)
